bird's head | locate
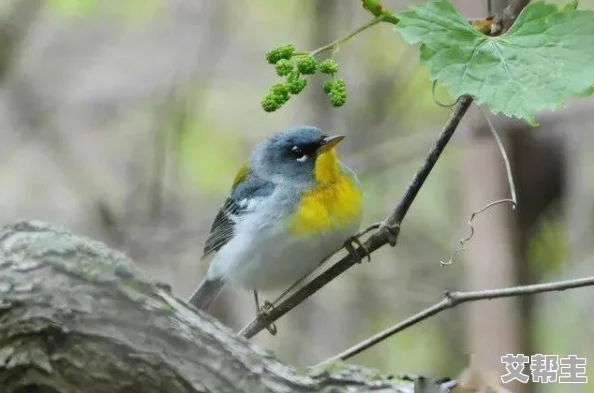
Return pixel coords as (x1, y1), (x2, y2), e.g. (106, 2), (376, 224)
(250, 126), (345, 187)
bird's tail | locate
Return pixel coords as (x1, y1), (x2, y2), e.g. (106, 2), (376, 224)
(188, 276), (225, 311)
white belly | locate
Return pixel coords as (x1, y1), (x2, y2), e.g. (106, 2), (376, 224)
(208, 213), (360, 291)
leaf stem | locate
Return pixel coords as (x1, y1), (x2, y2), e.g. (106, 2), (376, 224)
(309, 15), (387, 57)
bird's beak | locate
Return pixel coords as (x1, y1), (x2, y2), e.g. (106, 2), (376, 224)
(319, 135), (345, 151)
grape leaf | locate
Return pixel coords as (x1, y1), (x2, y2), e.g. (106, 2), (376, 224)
(394, 0), (594, 125)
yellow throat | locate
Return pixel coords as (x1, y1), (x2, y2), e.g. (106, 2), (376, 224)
(291, 147), (362, 235)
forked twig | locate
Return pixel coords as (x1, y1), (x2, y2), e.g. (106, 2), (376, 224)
(319, 275), (594, 365)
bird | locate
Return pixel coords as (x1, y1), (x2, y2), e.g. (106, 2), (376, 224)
(188, 126), (364, 325)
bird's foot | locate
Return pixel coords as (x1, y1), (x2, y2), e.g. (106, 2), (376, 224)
(257, 300), (278, 335)
(344, 235), (371, 264)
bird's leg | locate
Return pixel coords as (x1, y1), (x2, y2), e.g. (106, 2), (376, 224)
(344, 235), (371, 263)
(253, 289), (278, 335)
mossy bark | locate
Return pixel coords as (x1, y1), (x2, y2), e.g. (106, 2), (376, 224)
(0, 221), (442, 393)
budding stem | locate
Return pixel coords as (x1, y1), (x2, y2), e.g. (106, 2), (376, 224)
(309, 15), (388, 57)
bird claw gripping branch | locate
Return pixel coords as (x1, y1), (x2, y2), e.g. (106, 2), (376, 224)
(344, 235), (371, 264)
(258, 300), (278, 335)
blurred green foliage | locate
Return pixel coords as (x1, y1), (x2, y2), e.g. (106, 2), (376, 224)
(355, 309), (447, 375)
(47, 0), (161, 23)
(179, 122), (244, 195)
(526, 214), (568, 281)
(165, 92), (245, 195)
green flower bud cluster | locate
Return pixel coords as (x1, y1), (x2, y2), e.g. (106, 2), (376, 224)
(287, 78), (307, 94)
(321, 79), (346, 107)
(262, 44), (347, 112)
(261, 76), (309, 113)
(319, 60), (345, 107)
(296, 56), (317, 75)
(265, 44), (295, 65)
(319, 59), (339, 74)
(274, 59), (293, 77)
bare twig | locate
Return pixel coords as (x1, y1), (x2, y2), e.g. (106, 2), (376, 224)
(320, 275), (594, 364)
(239, 96), (473, 339)
(386, 96), (473, 231)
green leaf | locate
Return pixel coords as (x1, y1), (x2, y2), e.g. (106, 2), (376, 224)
(395, 0), (594, 125)
(562, 0), (578, 12)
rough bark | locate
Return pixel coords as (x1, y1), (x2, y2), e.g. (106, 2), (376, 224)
(0, 221), (449, 393)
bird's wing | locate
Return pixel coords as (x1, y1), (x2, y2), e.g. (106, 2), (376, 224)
(202, 164), (275, 259)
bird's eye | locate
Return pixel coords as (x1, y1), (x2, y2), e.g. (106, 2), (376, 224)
(291, 146), (308, 162)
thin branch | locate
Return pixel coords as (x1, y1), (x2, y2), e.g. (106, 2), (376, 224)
(507, 0), (532, 20)
(320, 275), (594, 365)
(491, 0), (531, 35)
(264, 222), (383, 309)
(387, 96), (473, 229)
(239, 96), (473, 339)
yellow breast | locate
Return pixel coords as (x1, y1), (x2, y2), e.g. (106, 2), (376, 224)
(290, 148), (362, 235)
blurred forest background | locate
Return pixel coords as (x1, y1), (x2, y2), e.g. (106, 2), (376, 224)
(1, 0), (593, 392)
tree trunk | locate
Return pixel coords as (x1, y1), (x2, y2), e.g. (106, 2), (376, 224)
(0, 220), (446, 393)
(459, 4), (524, 391)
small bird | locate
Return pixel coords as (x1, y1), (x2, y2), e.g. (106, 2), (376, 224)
(189, 126), (364, 321)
